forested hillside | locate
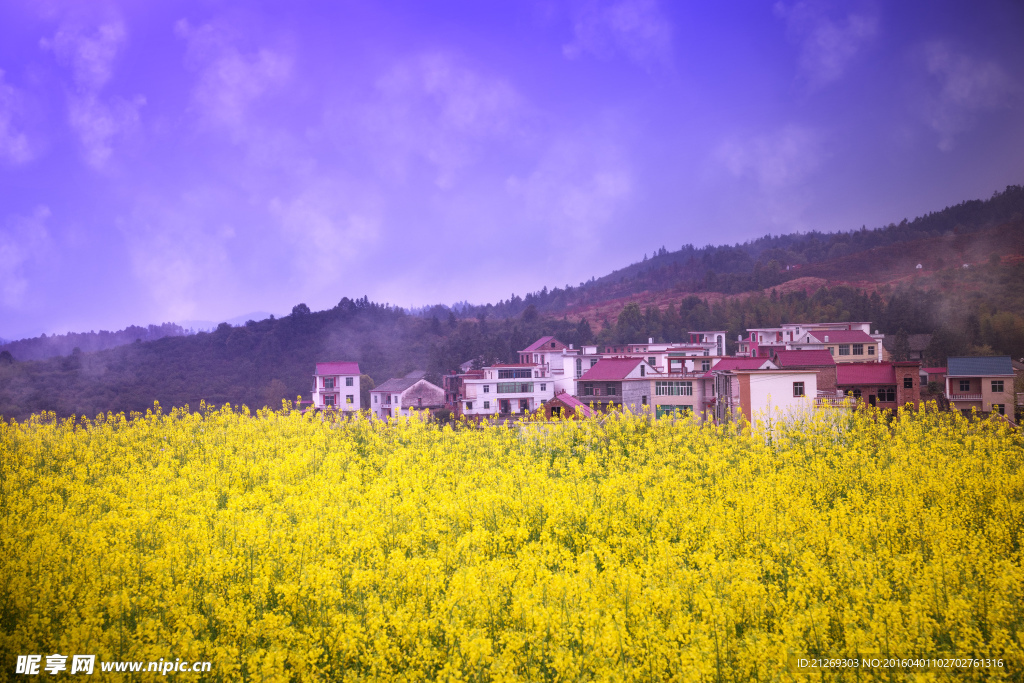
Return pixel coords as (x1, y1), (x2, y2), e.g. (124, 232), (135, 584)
(455, 184), (1024, 319)
(0, 323), (187, 362)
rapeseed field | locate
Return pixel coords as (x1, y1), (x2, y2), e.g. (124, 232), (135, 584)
(1, 404), (1021, 681)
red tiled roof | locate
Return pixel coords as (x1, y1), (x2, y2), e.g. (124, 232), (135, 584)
(773, 349), (836, 367)
(808, 329), (875, 344)
(923, 367), (946, 374)
(710, 358), (776, 372)
(836, 362), (896, 385)
(520, 336), (566, 353)
(579, 357), (644, 381)
(549, 392), (595, 417)
(315, 361), (360, 375)
(491, 363), (538, 367)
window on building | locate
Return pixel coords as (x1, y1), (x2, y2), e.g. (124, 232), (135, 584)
(483, 401), (490, 410)
(606, 384), (618, 396)
(483, 385), (490, 393)
(701, 359), (711, 372)
(793, 382), (804, 397)
(498, 369), (533, 379)
(394, 395), (399, 404)
(904, 376), (913, 388)
(961, 408), (972, 417)
(583, 383), (594, 396)
(590, 359), (598, 368)
(853, 343), (864, 355)
(992, 403), (1005, 415)
(540, 383), (546, 391)
(655, 381), (693, 396)
(373, 395), (378, 403)
(959, 379), (971, 392)
(324, 395), (336, 406)
(838, 345), (850, 356)
(640, 365), (645, 377)
(346, 395), (354, 404)
(641, 395), (648, 405)
(648, 357), (655, 367)
(576, 359), (583, 376)
(867, 345), (875, 356)
(466, 402), (474, 410)
(852, 389), (862, 399)
(324, 378), (335, 389)
(879, 387), (896, 402)
(346, 377), (354, 386)
(992, 380), (1004, 393)
(497, 382), (534, 393)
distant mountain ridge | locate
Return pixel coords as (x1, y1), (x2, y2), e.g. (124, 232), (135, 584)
(1, 184), (1021, 368)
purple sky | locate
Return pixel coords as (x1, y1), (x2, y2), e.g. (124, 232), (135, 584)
(1, 0), (1023, 340)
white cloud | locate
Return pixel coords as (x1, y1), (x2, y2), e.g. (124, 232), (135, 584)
(359, 53), (524, 188)
(122, 195), (237, 323)
(716, 125), (822, 190)
(175, 20), (292, 133)
(0, 206), (51, 308)
(563, 0), (673, 67)
(505, 137), (632, 240)
(42, 19), (144, 168)
(920, 42), (1016, 151)
(67, 93), (144, 168)
(43, 20), (126, 91)
(0, 70), (32, 164)
(775, 1), (877, 88)
(269, 180), (381, 283)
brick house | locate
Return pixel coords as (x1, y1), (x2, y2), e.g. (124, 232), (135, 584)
(945, 356), (1015, 420)
(544, 391), (595, 419)
(836, 361), (920, 409)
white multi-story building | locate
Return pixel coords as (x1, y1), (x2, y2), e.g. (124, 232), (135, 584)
(460, 363), (556, 418)
(312, 361), (361, 411)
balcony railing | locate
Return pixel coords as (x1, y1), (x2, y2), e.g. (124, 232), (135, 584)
(948, 393), (983, 401)
(815, 397), (853, 408)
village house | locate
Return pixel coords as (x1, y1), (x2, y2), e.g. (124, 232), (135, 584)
(311, 361), (361, 411)
(944, 356), (1015, 420)
(721, 368), (819, 425)
(688, 330), (728, 356)
(370, 373), (444, 419)
(711, 358), (780, 423)
(836, 361), (921, 409)
(738, 322), (883, 361)
(544, 391), (596, 419)
(795, 329), (883, 363)
(457, 363), (555, 418)
(517, 336), (580, 394)
(771, 349), (838, 396)
(575, 357), (660, 414)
